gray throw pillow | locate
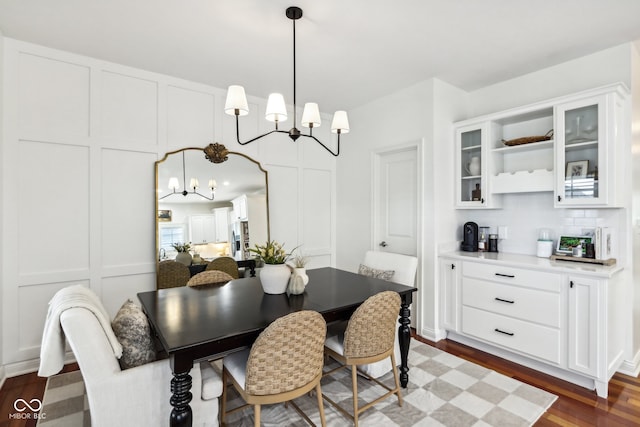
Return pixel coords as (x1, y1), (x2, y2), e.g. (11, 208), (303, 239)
(111, 299), (156, 369)
(358, 264), (395, 281)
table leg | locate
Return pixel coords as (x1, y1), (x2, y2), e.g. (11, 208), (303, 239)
(398, 300), (411, 388)
(170, 367), (193, 426)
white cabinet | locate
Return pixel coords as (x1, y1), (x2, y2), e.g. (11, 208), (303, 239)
(189, 215), (216, 244)
(213, 207), (230, 243)
(554, 86), (628, 207)
(439, 258), (460, 332)
(455, 122), (501, 208)
(459, 261), (562, 365)
(231, 195), (248, 221)
(439, 253), (624, 398)
(567, 275), (600, 377)
(453, 83), (629, 209)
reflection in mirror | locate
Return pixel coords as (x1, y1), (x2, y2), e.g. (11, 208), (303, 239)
(155, 144), (269, 287)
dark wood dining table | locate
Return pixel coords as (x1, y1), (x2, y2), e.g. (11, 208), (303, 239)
(138, 266), (418, 427)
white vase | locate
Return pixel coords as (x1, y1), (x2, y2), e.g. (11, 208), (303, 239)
(175, 252), (192, 266)
(259, 264), (291, 294)
(287, 267), (309, 295)
(466, 156), (481, 176)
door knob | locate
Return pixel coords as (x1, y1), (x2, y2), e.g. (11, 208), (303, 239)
(379, 241), (388, 247)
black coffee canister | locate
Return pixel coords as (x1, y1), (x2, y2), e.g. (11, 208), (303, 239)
(488, 234), (499, 252)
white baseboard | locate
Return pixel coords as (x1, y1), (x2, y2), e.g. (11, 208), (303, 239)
(617, 349), (640, 377)
(419, 326), (447, 342)
(3, 352), (76, 379)
(0, 364), (6, 390)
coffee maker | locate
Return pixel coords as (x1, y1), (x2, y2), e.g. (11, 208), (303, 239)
(461, 221), (479, 252)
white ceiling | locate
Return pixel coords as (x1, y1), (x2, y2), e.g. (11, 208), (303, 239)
(1, 0), (639, 113)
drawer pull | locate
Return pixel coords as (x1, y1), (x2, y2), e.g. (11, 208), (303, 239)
(494, 297), (514, 304)
(495, 273), (515, 278)
(494, 328), (514, 336)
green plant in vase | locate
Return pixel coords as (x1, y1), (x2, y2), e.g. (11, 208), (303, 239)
(171, 242), (192, 266)
(249, 240), (295, 264)
(171, 242), (192, 253)
(250, 240), (297, 294)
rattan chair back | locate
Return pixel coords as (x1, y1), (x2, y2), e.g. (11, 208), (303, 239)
(205, 256), (239, 279)
(157, 260), (190, 289)
(322, 291), (403, 426)
(344, 290), (400, 360)
(186, 270), (234, 287)
(246, 310), (326, 395)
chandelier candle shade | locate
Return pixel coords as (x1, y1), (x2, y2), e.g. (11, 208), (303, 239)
(224, 6), (349, 156)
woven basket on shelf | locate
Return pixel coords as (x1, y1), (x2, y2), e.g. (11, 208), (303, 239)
(502, 129), (553, 146)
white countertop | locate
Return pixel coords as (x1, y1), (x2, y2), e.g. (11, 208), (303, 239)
(440, 250), (623, 278)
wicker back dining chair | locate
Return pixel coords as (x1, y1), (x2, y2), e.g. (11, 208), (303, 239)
(205, 256), (240, 279)
(157, 260), (191, 289)
(187, 270), (234, 287)
(323, 291), (403, 426)
(221, 310), (327, 426)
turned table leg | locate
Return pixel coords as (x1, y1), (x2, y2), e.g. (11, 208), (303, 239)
(170, 358), (193, 427)
(398, 298), (412, 388)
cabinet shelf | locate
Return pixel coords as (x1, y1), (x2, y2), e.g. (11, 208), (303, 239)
(492, 140), (553, 154)
(462, 144), (481, 151)
(462, 175), (481, 180)
(564, 139), (597, 151)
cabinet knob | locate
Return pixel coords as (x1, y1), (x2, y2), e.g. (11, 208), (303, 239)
(557, 195), (562, 202)
(570, 280), (574, 288)
(379, 241), (388, 247)
(481, 198), (485, 204)
(451, 263), (455, 270)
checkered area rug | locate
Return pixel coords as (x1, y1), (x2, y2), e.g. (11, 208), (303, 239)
(38, 339), (556, 426)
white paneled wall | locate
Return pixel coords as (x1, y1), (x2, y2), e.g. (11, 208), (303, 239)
(1, 38), (335, 373)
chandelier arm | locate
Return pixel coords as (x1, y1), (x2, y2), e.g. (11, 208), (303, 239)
(159, 190), (177, 200)
(191, 191), (215, 201)
(234, 115), (289, 145)
(300, 133), (340, 157)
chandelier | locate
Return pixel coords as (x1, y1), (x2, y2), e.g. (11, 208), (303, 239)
(160, 151), (217, 200)
(224, 6), (350, 157)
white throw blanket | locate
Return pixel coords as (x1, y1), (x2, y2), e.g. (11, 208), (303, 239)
(38, 284), (123, 377)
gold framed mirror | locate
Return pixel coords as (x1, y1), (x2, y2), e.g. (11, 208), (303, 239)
(155, 143), (269, 288)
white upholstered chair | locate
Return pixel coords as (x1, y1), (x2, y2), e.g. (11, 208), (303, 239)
(58, 304), (223, 426)
(352, 250), (417, 378)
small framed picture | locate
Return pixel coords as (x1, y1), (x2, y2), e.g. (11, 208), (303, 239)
(565, 160), (588, 178)
(158, 209), (172, 222)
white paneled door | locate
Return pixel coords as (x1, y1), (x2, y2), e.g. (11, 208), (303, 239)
(373, 146), (419, 257)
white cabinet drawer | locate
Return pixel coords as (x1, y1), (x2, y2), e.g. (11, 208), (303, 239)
(463, 261), (561, 292)
(462, 278), (561, 327)
(462, 306), (561, 364)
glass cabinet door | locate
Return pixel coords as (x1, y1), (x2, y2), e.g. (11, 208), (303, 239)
(456, 124), (485, 207)
(555, 96), (605, 206)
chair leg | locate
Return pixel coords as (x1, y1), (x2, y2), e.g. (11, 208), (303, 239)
(351, 365), (359, 427)
(390, 352), (403, 407)
(221, 369), (228, 424)
(254, 404), (260, 427)
(316, 383), (327, 427)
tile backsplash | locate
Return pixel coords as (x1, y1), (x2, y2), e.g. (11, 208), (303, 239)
(456, 192), (624, 256)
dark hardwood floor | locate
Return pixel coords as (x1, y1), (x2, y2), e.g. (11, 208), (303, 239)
(1, 337), (638, 426)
